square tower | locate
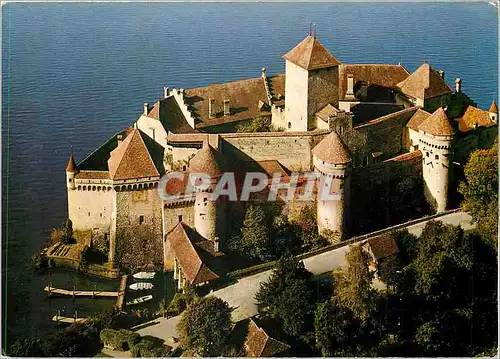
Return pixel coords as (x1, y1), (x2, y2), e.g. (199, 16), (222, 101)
(282, 35), (341, 132)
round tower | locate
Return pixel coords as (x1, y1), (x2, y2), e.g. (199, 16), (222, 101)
(312, 131), (351, 241)
(66, 151), (78, 190)
(417, 107), (454, 213)
(489, 99), (498, 124)
(189, 143), (226, 244)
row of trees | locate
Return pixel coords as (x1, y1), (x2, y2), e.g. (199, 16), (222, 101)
(235, 116), (283, 133)
(227, 204), (330, 262)
(253, 219), (497, 357)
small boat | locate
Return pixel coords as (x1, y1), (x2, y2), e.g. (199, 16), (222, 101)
(126, 295), (153, 306)
(129, 282), (154, 291)
(132, 271), (155, 280)
(489, 0), (499, 8)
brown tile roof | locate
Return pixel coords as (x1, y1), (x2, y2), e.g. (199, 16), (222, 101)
(407, 108), (431, 131)
(312, 131), (351, 165)
(189, 144), (225, 178)
(244, 319), (290, 357)
(282, 35), (341, 70)
(107, 128), (161, 180)
(367, 233), (399, 261)
(489, 99), (498, 114)
(397, 63), (452, 100)
(339, 64), (410, 100)
(167, 222), (219, 285)
(66, 152), (77, 173)
(457, 105), (497, 132)
(418, 107), (454, 137)
(183, 75), (284, 128)
(150, 96), (200, 134)
(75, 170), (110, 180)
(316, 103), (339, 122)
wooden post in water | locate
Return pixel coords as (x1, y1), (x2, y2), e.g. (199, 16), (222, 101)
(72, 285), (75, 299)
(48, 282), (52, 298)
(74, 310), (78, 322)
(92, 285), (95, 299)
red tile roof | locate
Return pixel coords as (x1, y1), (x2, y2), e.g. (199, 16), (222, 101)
(316, 103), (339, 122)
(244, 319), (290, 357)
(75, 170), (110, 180)
(283, 35), (341, 70)
(367, 233), (399, 261)
(418, 107), (454, 137)
(407, 108), (431, 131)
(457, 105), (497, 132)
(397, 63), (452, 100)
(489, 99), (498, 114)
(189, 144), (225, 178)
(107, 129), (161, 180)
(312, 131), (351, 165)
(66, 152), (77, 173)
(183, 75), (284, 128)
(167, 222), (219, 285)
(339, 64), (410, 100)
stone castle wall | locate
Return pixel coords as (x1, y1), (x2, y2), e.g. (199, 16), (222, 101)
(350, 151), (428, 235)
(308, 66), (339, 130)
(221, 131), (329, 172)
(113, 187), (164, 270)
(68, 186), (114, 232)
(341, 107), (417, 165)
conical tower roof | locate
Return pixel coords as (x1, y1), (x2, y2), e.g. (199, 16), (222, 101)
(418, 107), (454, 137)
(189, 143), (225, 178)
(66, 152), (77, 173)
(489, 99), (498, 114)
(397, 63), (452, 100)
(282, 35), (341, 71)
(312, 131), (351, 165)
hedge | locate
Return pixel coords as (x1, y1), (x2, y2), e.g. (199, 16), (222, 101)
(99, 329), (140, 351)
(131, 338), (169, 357)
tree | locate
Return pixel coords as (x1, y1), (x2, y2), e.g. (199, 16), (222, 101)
(60, 218), (74, 244)
(293, 205), (328, 250)
(177, 296), (232, 357)
(459, 140), (498, 242)
(230, 204), (272, 261)
(333, 244), (377, 322)
(255, 255), (315, 342)
(235, 116), (282, 133)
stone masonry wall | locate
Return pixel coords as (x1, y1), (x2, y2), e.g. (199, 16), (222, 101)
(221, 131), (329, 172)
(114, 187), (163, 270)
(308, 66), (339, 130)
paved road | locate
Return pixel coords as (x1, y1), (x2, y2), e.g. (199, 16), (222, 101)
(211, 211), (475, 321)
(137, 211), (475, 336)
(135, 315), (181, 347)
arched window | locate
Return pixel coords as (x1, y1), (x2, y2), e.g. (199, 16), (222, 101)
(288, 122), (291, 129)
(77, 186), (81, 190)
(92, 186), (96, 191)
(83, 186), (87, 191)
(97, 186), (101, 191)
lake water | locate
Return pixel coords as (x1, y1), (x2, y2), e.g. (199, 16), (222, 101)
(1, 2), (498, 348)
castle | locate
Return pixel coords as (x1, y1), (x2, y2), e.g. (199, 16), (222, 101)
(65, 32), (498, 288)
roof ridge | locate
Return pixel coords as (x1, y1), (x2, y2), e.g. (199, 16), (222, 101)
(137, 129), (162, 177)
(78, 128), (132, 167)
(355, 106), (419, 129)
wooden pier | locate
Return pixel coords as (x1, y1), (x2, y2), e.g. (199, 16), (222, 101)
(52, 310), (88, 324)
(44, 284), (118, 298)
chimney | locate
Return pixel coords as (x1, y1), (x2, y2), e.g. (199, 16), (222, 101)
(223, 99), (230, 116)
(117, 134), (123, 145)
(214, 236), (219, 253)
(438, 70), (445, 79)
(345, 74), (355, 100)
(163, 86), (170, 98)
(455, 78), (462, 93)
(209, 99), (216, 119)
(261, 67), (267, 79)
(143, 103), (149, 116)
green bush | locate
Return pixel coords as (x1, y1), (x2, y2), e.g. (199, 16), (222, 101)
(167, 293), (187, 316)
(99, 329), (140, 351)
(131, 338), (168, 357)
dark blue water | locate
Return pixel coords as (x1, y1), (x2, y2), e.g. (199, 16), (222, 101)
(2, 2), (498, 347)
